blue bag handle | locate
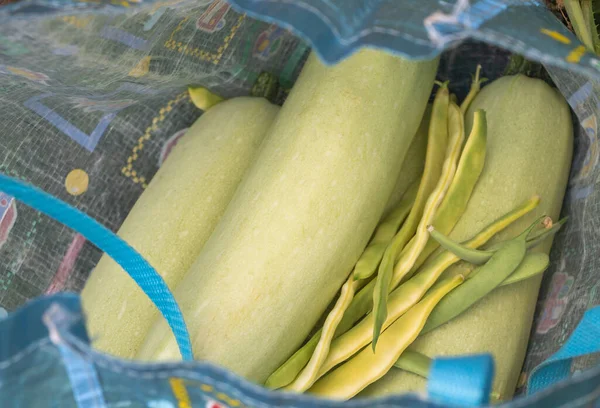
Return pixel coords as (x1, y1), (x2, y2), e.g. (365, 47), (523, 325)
(0, 173), (193, 361)
(527, 305), (600, 394)
(425, 306), (600, 406)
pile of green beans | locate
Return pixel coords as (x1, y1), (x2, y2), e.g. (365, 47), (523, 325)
(264, 69), (566, 399)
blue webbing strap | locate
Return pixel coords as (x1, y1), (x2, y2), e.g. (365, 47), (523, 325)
(427, 354), (495, 407)
(426, 306), (600, 405)
(527, 305), (600, 394)
(0, 173), (193, 361)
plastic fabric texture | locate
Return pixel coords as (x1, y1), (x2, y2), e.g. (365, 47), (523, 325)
(0, 0), (599, 406)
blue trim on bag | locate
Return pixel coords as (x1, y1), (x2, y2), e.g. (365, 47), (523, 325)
(428, 355), (495, 407)
(527, 305), (600, 394)
(0, 173), (193, 361)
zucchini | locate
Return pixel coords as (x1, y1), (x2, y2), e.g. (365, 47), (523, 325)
(81, 97), (279, 359)
(360, 75), (573, 400)
(136, 50), (439, 384)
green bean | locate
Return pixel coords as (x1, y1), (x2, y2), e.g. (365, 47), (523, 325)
(308, 275), (464, 400)
(265, 334), (320, 389)
(500, 252), (549, 286)
(393, 349), (432, 377)
(324, 218), (548, 381)
(410, 109), (487, 274)
(485, 216), (564, 252)
(318, 239), (461, 377)
(354, 181), (419, 280)
(421, 226), (533, 335)
(284, 276), (357, 392)
(460, 64), (486, 114)
(427, 225), (494, 265)
(372, 102), (464, 350)
(381, 84), (450, 275)
(263, 196), (539, 389)
(428, 215), (549, 266)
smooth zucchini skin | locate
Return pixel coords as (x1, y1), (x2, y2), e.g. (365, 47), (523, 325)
(137, 50), (439, 384)
(360, 75), (573, 400)
(82, 97), (279, 359)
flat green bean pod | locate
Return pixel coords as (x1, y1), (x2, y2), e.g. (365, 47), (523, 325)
(500, 252), (549, 286)
(308, 275), (464, 400)
(377, 84), (450, 289)
(372, 102), (464, 350)
(485, 216), (566, 252)
(284, 276), (357, 392)
(265, 333), (320, 389)
(264, 196), (540, 389)
(354, 181), (419, 280)
(428, 215), (550, 266)
(393, 349), (432, 377)
(410, 109), (488, 274)
(420, 218), (542, 335)
(427, 225), (494, 265)
(318, 244), (456, 377)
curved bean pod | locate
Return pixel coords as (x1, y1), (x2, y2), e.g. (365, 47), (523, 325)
(393, 349), (431, 378)
(500, 252), (549, 286)
(318, 231), (470, 377)
(372, 102), (464, 350)
(377, 84), (451, 288)
(486, 215), (552, 252)
(263, 195), (539, 389)
(393, 256), (549, 378)
(421, 237), (527, 335)
(411, 108), (488, 273)
(354, 181), (419, 280)
(428, 214), (550, 266)
(308, 275), (464, 400)
(265, 333), (320, 389)
(284, 276), (357, 392)
(427, 225), (494, 265)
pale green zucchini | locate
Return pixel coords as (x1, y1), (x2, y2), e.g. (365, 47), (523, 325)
(360, 75), (573, 400)
(81, 97), (279, 359)
(136, 50), (439, 384)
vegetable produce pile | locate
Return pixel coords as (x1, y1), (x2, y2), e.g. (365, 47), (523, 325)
(81, 48), (573, 401)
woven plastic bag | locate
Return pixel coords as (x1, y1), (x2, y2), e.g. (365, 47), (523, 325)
(1, 0), (600, 406)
